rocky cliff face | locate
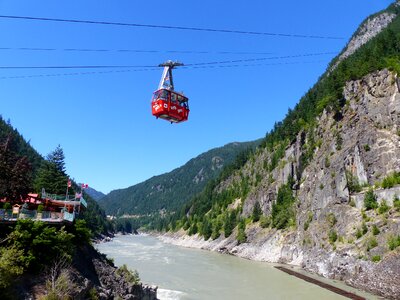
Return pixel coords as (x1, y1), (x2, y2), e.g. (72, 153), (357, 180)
(330, 11), (396, 71)
(162, 69), (400, 299)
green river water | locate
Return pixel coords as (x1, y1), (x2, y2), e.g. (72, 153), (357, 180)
(96, 234), (378, 300)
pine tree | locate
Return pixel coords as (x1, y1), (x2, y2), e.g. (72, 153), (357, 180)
(252, 201), (262, 222)
(34, 146), (68, 195)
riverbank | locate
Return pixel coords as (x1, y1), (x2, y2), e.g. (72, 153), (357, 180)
(157, 228), (398, 299)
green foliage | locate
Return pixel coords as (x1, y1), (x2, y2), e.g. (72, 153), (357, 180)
(378, 200), (390, 214)
(372, 224), (380, 236)
(388, 235), (400, 251)
(99, 141), (259, 217)
(200, 216), (212, 240)
(116, 264), (140, 285)
(327, 213), (337, 226)
(4, 220), (75, 272)
(394, 195), (400, 211)
(37, 204), (44, 213)
(362, 222), (368, 235)
(346, 171), (361, 193)
(72, 220), (92, 245)
(224, 211), (237, 237)
(328, 230), (338, 244)
(371, 255), (381, 263)
(271, 183), (296, 229)
(363, 144), (371, 152)
(364, 189), (378, 210)
(252, 201), (262, 222)
(259, 216), (271, 228)
(0, 133), (33, 201)
(236, 219), (247, 244)
(367, 236), (378, 251)
(303, 212), (313, 231)
(381, 172), (400, 189)
(356, 228), (363, 239)
(0, 247), (27, 289)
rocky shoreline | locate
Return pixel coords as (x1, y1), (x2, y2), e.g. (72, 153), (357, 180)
(158, 229), (399, 300)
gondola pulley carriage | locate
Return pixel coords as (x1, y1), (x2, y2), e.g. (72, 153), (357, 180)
(151, 61), (189, 123)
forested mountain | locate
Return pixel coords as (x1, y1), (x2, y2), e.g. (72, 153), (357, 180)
(158, 2), (400, 298)
(84, 186), (106, 201)
(99, 140), (260, 216)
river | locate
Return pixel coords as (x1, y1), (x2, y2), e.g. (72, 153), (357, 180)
(96, 234), (377, 300)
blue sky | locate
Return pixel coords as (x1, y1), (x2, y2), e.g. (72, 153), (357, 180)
(0, 0), (394, 194)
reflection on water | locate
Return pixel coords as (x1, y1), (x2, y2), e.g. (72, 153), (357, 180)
(96, 234), (374, 300)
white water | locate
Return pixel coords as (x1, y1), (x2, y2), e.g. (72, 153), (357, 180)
(96, 234), (376, 300)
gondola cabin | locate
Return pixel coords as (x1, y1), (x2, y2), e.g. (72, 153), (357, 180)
(151, 60), (189, 124)
(151, 88), (189, 123)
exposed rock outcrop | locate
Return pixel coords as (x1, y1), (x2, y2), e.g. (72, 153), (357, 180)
(330, 12), (396, 71)
(162, 69), (400, 300)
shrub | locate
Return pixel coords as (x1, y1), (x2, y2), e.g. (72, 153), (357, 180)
(378, 200), (390, 214)
(328, 230), (338, 244)
(381, 172), (400, 189)
(327, 213), (337, 226)
(346, 171), (361, 193)
(364, 189), (378, 210)
(362, 222), (368, 235)
(372, 225), (380, 236)
(116, 264), (140, 285)
(236, 220), (247, 244)
(356, 229), (363, 239)
(37, 204), (44, 213)
(0, 247), (27, 289)
(371, 255), (381, 263)
(259, 216), (271, 228)
(363, 144), (371, 152)
(388, 235), (400, 251)
(272, 183), (296, 229)
(303, 212), (313, 231)
(367, 237), (378, 251)
(393, 195), (400, 211)
(252, 201), (262, 222)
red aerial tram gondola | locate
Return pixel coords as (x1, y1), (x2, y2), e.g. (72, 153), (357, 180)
(151, 60), (189, 123)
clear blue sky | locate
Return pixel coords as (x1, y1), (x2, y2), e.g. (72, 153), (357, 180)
(0, 0), (394, 194)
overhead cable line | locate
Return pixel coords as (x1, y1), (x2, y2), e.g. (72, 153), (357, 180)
(0, 46), (274, 55)
(0, 15), (344, 40)
(0, 51), (337, 69)
(0, 60), (329, 80)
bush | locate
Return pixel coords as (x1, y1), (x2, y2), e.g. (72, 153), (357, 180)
(372, 225), (380, 236)
(388, 235), (400, 251)
(272, 183), (296, 229)
(303, 212), (313, 231)
(393, 195), (400, 211)
(378, 200), (390, 214)
(327, 213), (337, 226)
(381, 172), (400, 189)
(252, 201), (262, 223)
(328, 230), (338, 244)
(346, 171), (361, 193)
(364, 189), (378, 210)
(236, 220), (247, 244)
(116, 264), (140, 285)
(259, 216), (271, 228)
(0, 247), (27, 289)
(371, 255), (381, 263)
(367, 237), (378, 251)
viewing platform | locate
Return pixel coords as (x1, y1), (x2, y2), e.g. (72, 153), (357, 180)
(0, 192), (88, 224)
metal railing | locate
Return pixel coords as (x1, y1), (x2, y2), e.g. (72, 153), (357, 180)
(0, 209), (75, 223)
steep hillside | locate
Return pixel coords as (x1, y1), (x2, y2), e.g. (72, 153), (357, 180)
(161, 2), (400, 299)
(99, 140), (260, 216)
(84, 186), (106, 201)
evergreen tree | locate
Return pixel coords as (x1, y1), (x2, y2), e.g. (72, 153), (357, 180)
(0, 134), (32, 201)
(34, 146), (68, 195)
(252, 201), (262, 222)
(237, 219), (247, 244)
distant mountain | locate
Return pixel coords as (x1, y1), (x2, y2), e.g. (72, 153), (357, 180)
(98, 140), (261, 216)
(83, 186), (106, 201)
